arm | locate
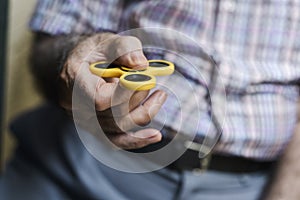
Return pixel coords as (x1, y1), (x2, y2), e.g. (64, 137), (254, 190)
(30, 32), (166, 149)
(263, 101), (300, 200)
(30, 33), (89, 103)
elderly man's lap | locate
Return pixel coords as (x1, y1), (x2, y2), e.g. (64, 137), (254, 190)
(0, 105), (270, 200)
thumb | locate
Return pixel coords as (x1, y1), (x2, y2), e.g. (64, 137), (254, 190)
(109, 36), (148, 70)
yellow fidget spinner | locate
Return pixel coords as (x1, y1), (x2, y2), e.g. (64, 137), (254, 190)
(89, 60), (175, 90)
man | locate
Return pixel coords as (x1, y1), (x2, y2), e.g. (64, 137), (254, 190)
(1, 0), (300, 199)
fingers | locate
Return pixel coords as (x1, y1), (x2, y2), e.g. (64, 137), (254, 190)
(78, 34), (148, 69)
(106, 90), (150, 118)
(115, 50), (148, 70)
(60, 33), (166, 150)
(62, 33), (150, 112)
(91, 34), (148, 69)
(94, 81), (135, 111)
(97, 90), (167, 149)
(117, 90), (167, 131)
(108, 129), (162, 149)
(70, 60), (150, 112)
(88, 35), (149, 111)
(129, 90), (150, 111)
(67, 61), (132, 111)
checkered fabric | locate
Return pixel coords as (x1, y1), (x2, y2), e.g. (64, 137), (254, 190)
(30, 0), (300, 160)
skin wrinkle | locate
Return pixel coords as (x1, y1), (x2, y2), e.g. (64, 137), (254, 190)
(32, 32), (167, 149)
(31, 30), (167, 150)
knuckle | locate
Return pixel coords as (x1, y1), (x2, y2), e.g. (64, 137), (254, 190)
(125, 57), (137, 67)
(94, 83), (113, 111)
(128, 136), (149, 149)
(130, 52), (146, 63)
(95, 104), (107, 111)
(129, 140), (140, 149)
(135, 112), (151, 126)
(115, 118), (127, 132)
(95, 96), (110, 111)
(59, 70), (67, 82)
(122, 36), (141, 45)
(130, 91), (149, 105)
(95, 98), (108, 112)
(110, 136), (123, 148)
(115, 36), (142, 50)
(112, 135), (139, 149)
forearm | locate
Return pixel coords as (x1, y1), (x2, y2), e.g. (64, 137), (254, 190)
(264, 104), (300, 200)
(30, 33), (88, 103)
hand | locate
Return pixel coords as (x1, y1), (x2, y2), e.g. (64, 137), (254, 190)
(60, 33), (167, 149)
(98, 90), (167, 149)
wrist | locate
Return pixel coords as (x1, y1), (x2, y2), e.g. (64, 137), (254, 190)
(57, 34), (91, 74)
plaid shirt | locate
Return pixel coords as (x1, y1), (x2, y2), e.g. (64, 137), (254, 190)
(30, 0), (300, 160)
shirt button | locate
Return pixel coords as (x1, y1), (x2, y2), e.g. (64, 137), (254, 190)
(222, 0), (236, 12)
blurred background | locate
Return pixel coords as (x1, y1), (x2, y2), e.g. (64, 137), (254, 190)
(1, 0), (43, 169)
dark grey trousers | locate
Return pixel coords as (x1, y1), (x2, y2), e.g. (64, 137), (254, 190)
(0, 105), (270, 200)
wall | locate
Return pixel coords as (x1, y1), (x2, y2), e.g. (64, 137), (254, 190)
(3, 0), (43, 164)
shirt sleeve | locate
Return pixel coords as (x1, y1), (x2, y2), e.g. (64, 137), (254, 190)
(29, 0), (124, 35)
